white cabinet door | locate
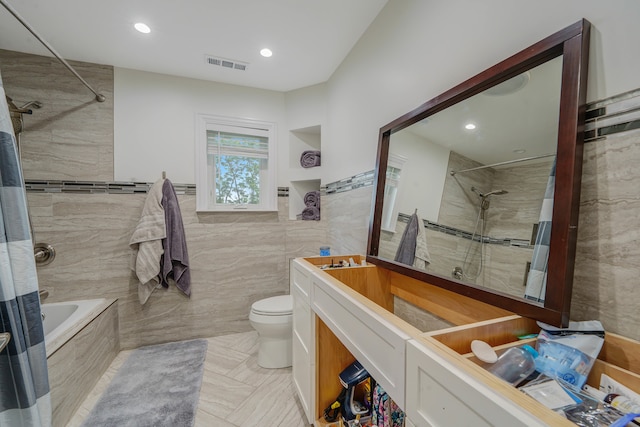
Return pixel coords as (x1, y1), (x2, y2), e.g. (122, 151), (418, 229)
(311, 270), (411, 409)
(291, 259), (315, 424)
(405, 339), (547, 427)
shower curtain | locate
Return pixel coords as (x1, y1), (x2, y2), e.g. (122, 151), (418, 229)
(524, 158), (556, 303)
(0, 71), (52, 426)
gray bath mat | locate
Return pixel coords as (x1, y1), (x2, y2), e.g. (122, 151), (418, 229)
(81, 339), (208, 427)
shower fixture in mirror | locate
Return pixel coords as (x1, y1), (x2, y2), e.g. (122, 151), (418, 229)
(367, 20), (590, 326)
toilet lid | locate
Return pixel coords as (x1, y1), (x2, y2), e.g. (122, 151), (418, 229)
(251, 295), (293, 316)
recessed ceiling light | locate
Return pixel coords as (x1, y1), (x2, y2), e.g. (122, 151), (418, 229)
(260, 48), (273, 58)
(465, 123), (476, 130)
(134, 23), (151, 34)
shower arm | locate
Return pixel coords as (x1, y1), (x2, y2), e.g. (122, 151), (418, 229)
(0, 0), (106, 103)
(450, 153), (555, 176)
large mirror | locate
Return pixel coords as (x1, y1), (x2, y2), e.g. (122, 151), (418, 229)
(367, 20), (590, 326)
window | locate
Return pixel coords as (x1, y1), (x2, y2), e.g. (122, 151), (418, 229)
(196, 114), (277, 211)
(381, 153), (407, 232)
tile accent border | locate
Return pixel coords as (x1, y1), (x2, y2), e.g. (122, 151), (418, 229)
(25, 180), (290, 197)
(24, 88), (639, 196)
(397, 212), (532, 248)
(585, 88), (640, 141)
(322, 170), (375, 195)
(25, 180), (197, 195)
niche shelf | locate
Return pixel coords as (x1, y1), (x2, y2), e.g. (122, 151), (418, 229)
(289, 125), (322, 182)
(289, 125), (322, 220)
(289, 179), (321, 220)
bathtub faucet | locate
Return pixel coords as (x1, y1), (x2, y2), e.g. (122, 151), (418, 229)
(39, 289), (49, 302)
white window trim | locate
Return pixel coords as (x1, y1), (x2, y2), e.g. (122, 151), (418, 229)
(195, 114), (277, 212)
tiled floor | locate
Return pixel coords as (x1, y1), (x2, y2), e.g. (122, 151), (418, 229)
(67, 331), (309, 427)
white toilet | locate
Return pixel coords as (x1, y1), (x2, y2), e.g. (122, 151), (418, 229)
(249, 294), (293, 369)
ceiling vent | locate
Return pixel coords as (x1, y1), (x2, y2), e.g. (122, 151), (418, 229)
(205, 55), (248, 71)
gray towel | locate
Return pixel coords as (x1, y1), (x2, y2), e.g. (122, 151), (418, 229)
(300, 150), (321, 168)
(304, 190), (320, 208)
(161, 179), (191, 297)
(301, 206), (320, 221)
(395, 212), (419, 265)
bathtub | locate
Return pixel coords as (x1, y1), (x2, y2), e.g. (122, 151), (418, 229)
(43, 297), (119, 425)
(41, 298), (113, 357)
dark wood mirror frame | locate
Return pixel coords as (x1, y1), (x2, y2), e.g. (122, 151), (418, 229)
(367, 19), (590, 327)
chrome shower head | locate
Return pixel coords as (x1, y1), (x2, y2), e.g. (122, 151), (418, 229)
(19, 101), (42, 110)
(471, 186), (508, 198)
(485, 189), (508, 197)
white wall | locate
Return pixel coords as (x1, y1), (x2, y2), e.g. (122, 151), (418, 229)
(114, 68), (287, 185)
(324, 0), (640, 183)
(284, 83), (327, 132)
(391, 130), (449, 222)
(113, 0), (640, 188)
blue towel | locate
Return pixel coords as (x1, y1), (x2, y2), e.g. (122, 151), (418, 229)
(161, 179), (191, 297)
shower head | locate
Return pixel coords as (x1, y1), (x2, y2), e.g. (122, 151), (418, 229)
(470, 186), (508, 198)
(485, 189), (508, 197)
(19, 101), (42, 110)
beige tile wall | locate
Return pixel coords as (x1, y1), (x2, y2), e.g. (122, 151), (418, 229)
(32, 193), (328, 349)
(0, 49), (114, 181)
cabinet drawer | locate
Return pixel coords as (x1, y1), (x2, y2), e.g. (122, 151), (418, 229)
(311, 271), (410, 408)
(292, 333), (314, 424)
(291, 259), (313, 304)
(405, 339), (547, 427)
(292, 284), (313, 355)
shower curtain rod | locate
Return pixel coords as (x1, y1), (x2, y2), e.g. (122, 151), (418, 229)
(0, 0), (106, 102)
(450, 153), (555, 176)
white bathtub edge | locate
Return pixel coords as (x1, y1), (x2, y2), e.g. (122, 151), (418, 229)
(44, 298), (117, 358)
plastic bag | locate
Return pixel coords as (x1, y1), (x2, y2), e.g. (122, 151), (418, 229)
(534, 320), (605, 389)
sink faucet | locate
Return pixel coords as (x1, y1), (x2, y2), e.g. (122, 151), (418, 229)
(39, 289), (49, 302)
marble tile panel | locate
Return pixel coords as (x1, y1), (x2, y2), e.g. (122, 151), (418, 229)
(211, 331), (260, 354)
(225, 369), (300, 427)
(194, 410), (237, 427)
(197, 370), (257, 419)
(47, 193), (143, 231)
(570, 129), (640, 340)
(325, 186), (371, 255)
(225, 352), (286, 388)
(25, 193), (53, 229)
(66, 349), (133, 427)
(48, 303), (119, 426)
(0, 49), (114, 182)
(393, 297), (454, 332)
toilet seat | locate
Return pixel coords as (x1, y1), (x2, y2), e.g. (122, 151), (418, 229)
(250, 295), (293, 316)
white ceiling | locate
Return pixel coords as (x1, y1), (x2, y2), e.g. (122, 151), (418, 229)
(0, 0), (388, 92)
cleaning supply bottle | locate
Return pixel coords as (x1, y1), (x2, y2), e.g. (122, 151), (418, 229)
(487, 345), (538, 386)
(604, 393), (640, 414)
(583, 384), (640, 417)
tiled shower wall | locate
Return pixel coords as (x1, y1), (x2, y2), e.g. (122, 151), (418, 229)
(1, 50), (328, 349)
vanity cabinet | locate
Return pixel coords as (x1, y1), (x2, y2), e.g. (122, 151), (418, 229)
(310, 263), (414, 409)
(291, 258), (316, 424)
(291, 256), (640, 427)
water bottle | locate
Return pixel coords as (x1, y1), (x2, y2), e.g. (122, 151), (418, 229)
(487, 345), (538, 386)
(534, 340), (591, 388)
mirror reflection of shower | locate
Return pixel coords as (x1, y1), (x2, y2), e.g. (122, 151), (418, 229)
(453, 186), (508, 281)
